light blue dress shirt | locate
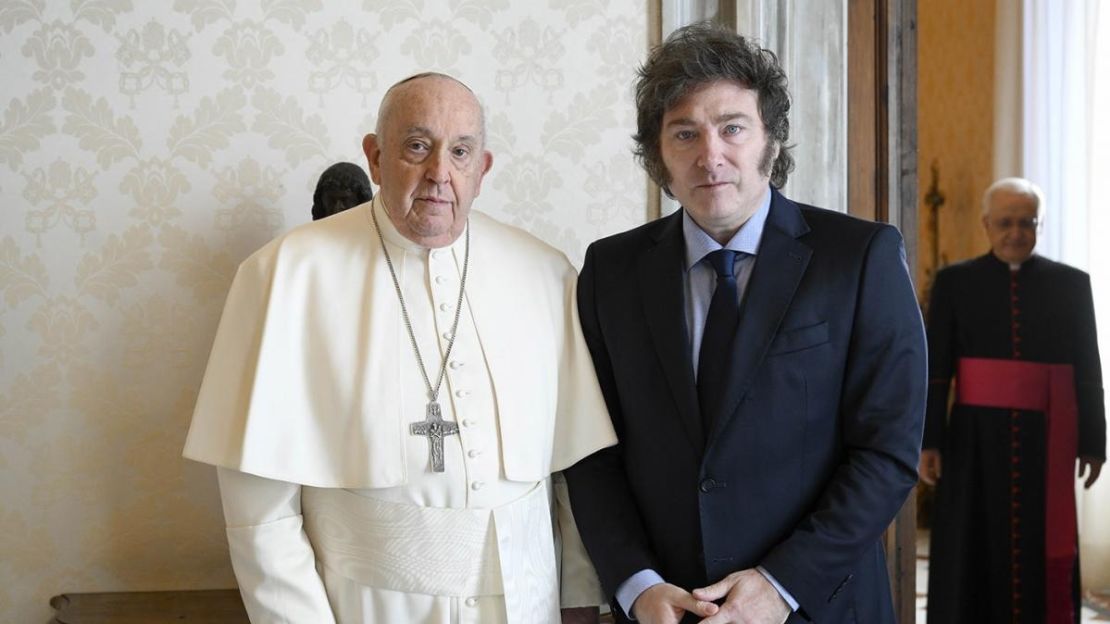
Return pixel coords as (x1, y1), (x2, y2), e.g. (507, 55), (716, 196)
(614, 188), (799, 619)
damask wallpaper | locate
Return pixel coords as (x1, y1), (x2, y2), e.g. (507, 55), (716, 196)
(0, 2), (649, 621)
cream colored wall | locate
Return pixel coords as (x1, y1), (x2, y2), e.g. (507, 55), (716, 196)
(917, 0), (996, 301)
(0, 2), (648, 621)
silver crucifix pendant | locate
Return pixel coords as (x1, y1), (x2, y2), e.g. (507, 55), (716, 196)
(409, 401), (460, 472)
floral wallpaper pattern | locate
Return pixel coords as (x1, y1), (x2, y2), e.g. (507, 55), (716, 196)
(0, 1), (649, 620)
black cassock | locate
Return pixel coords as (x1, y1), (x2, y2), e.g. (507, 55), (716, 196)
(924, 252), (1105, 624)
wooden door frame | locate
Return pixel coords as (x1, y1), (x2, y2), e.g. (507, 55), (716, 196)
(849, 0), (919, 622)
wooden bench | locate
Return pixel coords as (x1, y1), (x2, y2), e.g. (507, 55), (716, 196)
(50, 589), (617, 622)
(49, 589), (248, 623)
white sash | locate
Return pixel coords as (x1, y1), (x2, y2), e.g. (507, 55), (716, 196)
(302, 481), (559, 623)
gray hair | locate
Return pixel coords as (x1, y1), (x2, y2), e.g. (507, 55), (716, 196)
(982, 177), (1045, 219)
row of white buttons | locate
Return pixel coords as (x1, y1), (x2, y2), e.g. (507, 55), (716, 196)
(429, 255), (490, 503)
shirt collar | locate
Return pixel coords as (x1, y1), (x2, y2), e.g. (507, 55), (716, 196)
(682, 186), (772, 271)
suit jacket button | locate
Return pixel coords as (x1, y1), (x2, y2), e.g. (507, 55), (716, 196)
(699, 478), (717, 493)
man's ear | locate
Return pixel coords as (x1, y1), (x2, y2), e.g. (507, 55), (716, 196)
(363, 133), (382, 185)
(472, 150), (494, 197)
(480, 150), (493, 176)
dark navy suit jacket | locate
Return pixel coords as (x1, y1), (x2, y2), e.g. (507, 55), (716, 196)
(565, 189), (927, 623)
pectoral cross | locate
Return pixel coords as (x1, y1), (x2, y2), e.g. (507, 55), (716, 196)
(409, 401), (460, 472)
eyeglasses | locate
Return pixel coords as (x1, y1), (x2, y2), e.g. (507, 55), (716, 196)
(987, 217), (1039, 231)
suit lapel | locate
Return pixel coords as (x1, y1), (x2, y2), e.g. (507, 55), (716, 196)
(707, 191), (812, 444)
(637, 212), (704, 456)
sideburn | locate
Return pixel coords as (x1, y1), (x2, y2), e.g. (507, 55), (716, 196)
(758, 139), (778, 179)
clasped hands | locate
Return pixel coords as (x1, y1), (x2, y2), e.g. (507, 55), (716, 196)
(632, 569), (790, 624)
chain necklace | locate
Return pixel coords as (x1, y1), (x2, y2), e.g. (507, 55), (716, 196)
(370, 206), (469, 472)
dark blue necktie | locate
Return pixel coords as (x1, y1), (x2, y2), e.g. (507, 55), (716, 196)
(697, 249), (740, 434)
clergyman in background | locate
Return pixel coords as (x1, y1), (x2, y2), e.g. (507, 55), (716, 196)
(921, 176), (1105, 623)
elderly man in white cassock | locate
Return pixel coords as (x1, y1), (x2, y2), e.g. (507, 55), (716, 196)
(183, 72), (616, 624)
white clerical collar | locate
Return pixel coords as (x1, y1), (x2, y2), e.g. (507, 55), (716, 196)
(368, 195), (469, 254)
(1008, 252), (1037, 272)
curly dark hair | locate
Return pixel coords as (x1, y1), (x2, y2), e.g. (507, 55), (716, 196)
(634, 21), (794, 191)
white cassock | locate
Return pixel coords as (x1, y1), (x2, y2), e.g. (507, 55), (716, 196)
(183, 197), (617, 624)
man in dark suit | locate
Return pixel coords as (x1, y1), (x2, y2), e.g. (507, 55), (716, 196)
(564, 22), (927, 624)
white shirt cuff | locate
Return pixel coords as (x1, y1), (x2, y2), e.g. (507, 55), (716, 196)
(756, 565), (799, 611)
(615, 569), (665, 620)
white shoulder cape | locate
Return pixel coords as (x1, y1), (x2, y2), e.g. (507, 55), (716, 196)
(183, 199), (616, 488)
